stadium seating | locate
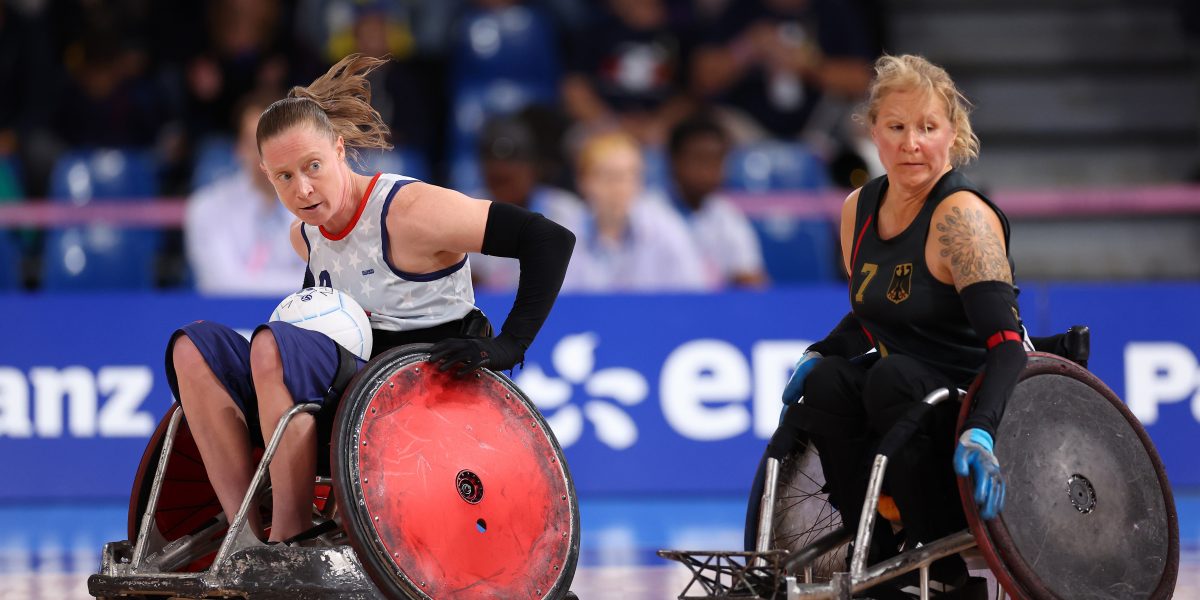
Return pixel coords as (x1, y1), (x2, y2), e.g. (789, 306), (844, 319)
(750, 215), (839, 283)
(42, 148), (161, 290)
(724, 142), (831, 192)
(448, 5), (560, 162)
(450, 4), (560, 91)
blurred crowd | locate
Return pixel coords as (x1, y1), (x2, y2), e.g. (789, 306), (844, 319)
(0, 0), (888, 294)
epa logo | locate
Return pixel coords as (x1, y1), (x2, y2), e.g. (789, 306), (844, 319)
(516, 333), (647, 450)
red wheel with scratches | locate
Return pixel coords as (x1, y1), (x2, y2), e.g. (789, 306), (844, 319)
(332, 345), (579, 600)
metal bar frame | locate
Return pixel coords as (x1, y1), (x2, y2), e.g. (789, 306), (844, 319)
(130, 406), (184, 571)
(212, 402), (322, 567)
(662, 387), (986, 600)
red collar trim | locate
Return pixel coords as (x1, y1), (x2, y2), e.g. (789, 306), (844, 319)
(320, 172), (381, 241)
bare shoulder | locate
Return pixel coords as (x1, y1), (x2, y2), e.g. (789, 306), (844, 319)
(385, 181), (491, 255)
(931, 191), (1010, 290)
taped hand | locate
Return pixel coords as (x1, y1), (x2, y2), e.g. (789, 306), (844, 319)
(429, 332), (525, 376)
(953, 428), (1006, 520)
(781, 351), (822, 405)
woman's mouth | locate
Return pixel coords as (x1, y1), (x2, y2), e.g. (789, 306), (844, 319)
(300, 201), (322, 211)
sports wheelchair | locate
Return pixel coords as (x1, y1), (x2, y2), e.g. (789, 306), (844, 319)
(88, 345), (580, 599)
(660, 328), (1179, 599)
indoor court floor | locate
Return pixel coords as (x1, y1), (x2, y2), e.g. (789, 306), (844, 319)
(1, 495), (1196, 599)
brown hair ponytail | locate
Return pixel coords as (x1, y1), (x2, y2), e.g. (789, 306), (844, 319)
(256, 54), (393, 164)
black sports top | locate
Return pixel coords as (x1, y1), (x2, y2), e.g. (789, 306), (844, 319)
(848, 169), (1013, 386)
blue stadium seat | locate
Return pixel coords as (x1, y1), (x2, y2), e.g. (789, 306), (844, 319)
(43, 148), (161, 290)
(42, 227), (159, 290)
(191, 135), (239, 191)
(0, 231), (21, 290)
(725, 142), (831, 192)
(451, 5), (560, 91)
(751, 216), (839, 283)
(353, 147), (431, 182)
(50, 148), (157, 202)
(448, 5), (560, 163)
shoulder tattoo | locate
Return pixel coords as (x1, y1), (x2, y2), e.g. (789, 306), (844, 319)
(935, 206), (1011, 289)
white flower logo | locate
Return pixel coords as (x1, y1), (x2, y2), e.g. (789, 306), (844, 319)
(516, 333), (647, 449)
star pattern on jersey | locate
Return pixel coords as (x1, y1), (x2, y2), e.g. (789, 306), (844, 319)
(360, 276), (375, 297)
(347, 250), (362, 270)
(358, 214), (377, 238)
(329, 257), (344, 277)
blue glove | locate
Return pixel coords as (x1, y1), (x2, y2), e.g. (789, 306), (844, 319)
(782, 351), (822, 405)
(953, 428), (1006, 520)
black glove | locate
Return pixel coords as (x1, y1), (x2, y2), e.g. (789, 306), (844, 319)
(429, 332), (526, 376)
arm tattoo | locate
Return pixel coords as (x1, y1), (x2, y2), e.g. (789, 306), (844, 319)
(936, 206), (1012, 289)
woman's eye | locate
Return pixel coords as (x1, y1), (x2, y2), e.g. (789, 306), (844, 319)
(310, 161), (320, 171)
(278, 173), (291, 182)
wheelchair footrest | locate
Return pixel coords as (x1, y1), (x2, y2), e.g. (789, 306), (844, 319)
(657, 549), (788, 599)
(88, 540), (385, 599)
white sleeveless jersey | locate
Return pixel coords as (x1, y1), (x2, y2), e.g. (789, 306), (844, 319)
(301, 173), (475, 332)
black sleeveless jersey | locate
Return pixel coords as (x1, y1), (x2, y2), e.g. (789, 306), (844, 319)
(848, 169), (1013, 385)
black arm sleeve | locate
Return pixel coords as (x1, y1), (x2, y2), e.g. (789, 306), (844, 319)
(481, 201), (576, 349)
(806, 311), (873, 358)
(959, 280), (1028, 436)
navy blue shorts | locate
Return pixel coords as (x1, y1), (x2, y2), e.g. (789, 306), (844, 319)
(165, 320), (366, 446)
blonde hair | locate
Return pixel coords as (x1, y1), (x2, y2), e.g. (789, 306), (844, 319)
(256, 54), (392, 164)
(575, 130), (642, 176)
(858, 54), (979, 167)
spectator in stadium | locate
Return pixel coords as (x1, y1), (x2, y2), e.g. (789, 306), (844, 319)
(471, 116), (587, 290)
(181, 0), (292, 141)
(666, 113), (767, 288)
(563, 130), (708, 292)
(0, 2), (54, 196)
(185, 91), (305, 296)
(49, 10), (165, 150)
(689, 0), (874, 182)
(294, 0), (437, 156)
(562, 0), (694, 147)
(167, 54), (574, 544)
(777, 55), (1016, 598)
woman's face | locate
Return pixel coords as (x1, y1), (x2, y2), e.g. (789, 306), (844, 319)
(259, 124), (349, 226)
(579, 144), (644, 220)
(870, 88), (956, 190)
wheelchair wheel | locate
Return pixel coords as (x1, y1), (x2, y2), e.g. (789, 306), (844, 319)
(744, 436), (849, 580)
(331, 345), (579, 600)
(957, 353), (1178, 600)
(127, 406), (228, 572)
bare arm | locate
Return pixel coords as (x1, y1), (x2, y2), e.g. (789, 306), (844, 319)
(931, 191), (1011, 290)
(385, 182), (491, 272)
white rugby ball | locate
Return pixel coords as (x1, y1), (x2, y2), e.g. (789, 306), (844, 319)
(269, 287), (373, 360)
